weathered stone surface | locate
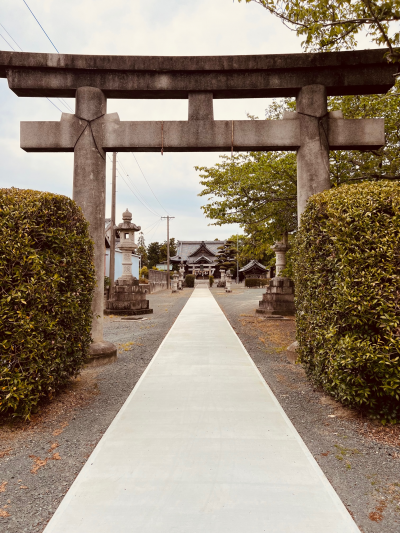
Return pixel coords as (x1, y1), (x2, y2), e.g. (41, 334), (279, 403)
(257, 277), (295, 316)
(286, 341), (299, 364)
(1, 49), (395, 98)
(106, 278), (152, 315)
(86, 340), (117, 366)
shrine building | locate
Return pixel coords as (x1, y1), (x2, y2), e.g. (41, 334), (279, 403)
(170, 240), (225, 279)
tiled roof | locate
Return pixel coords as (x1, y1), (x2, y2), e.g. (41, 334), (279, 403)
(239, 259), (268, 273)
(170, 240), (225, 262)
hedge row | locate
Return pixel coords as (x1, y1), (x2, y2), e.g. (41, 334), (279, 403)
(294, 181), (400, 423)
(185, 274), (195, 288)
(245, 278), (269, 288)
(0, 189), (96, 418)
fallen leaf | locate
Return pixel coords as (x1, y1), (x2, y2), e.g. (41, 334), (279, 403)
(19, 486), (28, 490)
(48, 442), (59, 453)
(0, 449), (11, 459)
(0, 505), (10, 518)
(53, 422), (68, 437)
(0, 482), (7, 493)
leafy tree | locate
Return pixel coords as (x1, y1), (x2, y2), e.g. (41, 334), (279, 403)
(136, 231), (148, 267)
(216, 240), (238, 272)
(197, 82), (400, 247)
(160, 238), (177, 264)
(147, 241), (161, 268)
(238, 0), (400, 60)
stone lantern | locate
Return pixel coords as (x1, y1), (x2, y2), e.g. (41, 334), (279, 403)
(117, 208), (140, 280)
(257, 235), (295, 316)
(105, 208), (153, 316)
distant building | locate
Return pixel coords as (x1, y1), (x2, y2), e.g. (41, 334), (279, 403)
(239, 260), (269, 279)
(156, 263), (173, 271)
(170, 240), (225, 279)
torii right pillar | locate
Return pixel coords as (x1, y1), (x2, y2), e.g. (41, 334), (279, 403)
(297, 84), (329, 223)
(258, 83), (382, 316)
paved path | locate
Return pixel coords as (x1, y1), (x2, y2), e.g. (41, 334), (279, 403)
(44, 288), (359, 533)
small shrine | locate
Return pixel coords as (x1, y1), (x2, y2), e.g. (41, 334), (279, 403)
(239, 260), (269, 279)
(105, 209), (153, 316)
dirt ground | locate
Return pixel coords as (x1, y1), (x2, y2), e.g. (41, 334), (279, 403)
(211, 285), (400, 533)
(1, 285), (399, 533)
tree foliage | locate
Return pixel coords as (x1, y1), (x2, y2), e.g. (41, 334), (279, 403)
(197, 81), (400, 248)
(216, 240), (239, 272)
(136, 231), (148, 267)
(147, 241), (161, 268)
(238, 0), (400, 60)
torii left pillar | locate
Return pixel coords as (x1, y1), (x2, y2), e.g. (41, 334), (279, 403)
(22, 86), (117, 364)
(73, 87), (116, 363)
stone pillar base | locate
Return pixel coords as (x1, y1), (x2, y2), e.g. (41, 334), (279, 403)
(86, 340), (117, 366)
(257, 277), (295, 316)
(106, 278), (153, 315)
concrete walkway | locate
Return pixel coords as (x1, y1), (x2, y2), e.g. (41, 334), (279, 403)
(44, 288), (359, 533)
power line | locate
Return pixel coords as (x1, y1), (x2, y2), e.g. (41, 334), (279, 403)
(0, 22), (73, 114)
(22, 0), (59, 53)
(146, 218), (162, 244)
(141, 218), (161, 233)
(117, 158), (161, 217)
(117, 169), (161, 218)
(0, 23), (23, 50)
(0, 33), (16, 51)
(131, 152), (170, 215)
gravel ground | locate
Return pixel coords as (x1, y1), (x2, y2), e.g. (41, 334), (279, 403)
(211, 285), (400, 533)
(0, 289), (193, 532)
(1, 285), (399, 533)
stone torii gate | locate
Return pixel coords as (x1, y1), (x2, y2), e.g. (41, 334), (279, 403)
(0, 49), (395, 359)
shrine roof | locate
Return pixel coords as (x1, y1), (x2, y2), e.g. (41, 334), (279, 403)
(170, 240), (225, 262)
(239, 260), (268, 273)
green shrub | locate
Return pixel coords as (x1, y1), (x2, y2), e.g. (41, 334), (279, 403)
(294, 181), (400, 423)
(138, 277), (149, 284)
(245, 278), (269, 288)
(0, 188), (96, 419)
(209, 275), (214, 287)
(139, 266), (148, 279)
(104, 276), (110, 290)
(185, 274), (195, 288)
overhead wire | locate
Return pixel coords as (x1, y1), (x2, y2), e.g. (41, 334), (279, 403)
(130, 152), (170, 215)
(22, 0), (59, 53)
(0, 21), (72, 113)
(0, 23), (23, 50)
(117, 157), (161, 217)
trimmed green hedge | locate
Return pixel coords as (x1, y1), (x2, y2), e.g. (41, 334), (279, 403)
(209, 275), (214, 287)
(245, 278), (269, 288)
(185, 274), (195, 288)
(0, 189), (96, 418)
(294, 181), (400, 423)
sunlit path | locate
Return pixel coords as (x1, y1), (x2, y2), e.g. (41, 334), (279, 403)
(44, 287), (359, 533)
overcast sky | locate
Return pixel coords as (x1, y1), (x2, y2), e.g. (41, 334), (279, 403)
(0, 0), (371, 245)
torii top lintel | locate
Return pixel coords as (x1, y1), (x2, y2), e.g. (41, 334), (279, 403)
(0, 48), (396, 99)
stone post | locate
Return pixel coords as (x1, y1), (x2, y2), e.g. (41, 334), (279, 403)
(296, 84), (330, 224)
(178, 262), (184, 290)
(225, 270), (232, 293)
(73, 86), (116, 362)
(171, 272), (179, 293)
(272, 238), (290, 277)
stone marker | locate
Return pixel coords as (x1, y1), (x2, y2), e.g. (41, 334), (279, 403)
(225, 270), (232, 293)
(217, 268), (226, 288)
(178, 262), (184, 290)
(286, 341), (299, 364)
(171, 272), (179, 293)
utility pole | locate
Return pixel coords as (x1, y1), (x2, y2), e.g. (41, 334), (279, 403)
(161, 216), (175, 288)
(109, 152), (117, 292)
(236, 233), (239, 285)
